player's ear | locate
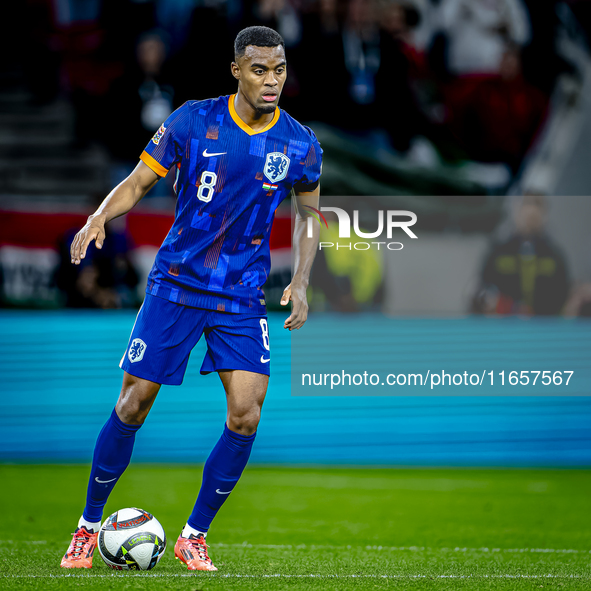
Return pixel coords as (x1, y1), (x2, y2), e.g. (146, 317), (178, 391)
(231, 62), (240, 80)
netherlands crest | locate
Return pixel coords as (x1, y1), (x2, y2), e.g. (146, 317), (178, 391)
(128, 338), (147, 363)
(264, 152), (290, 183)
(151, 124), (166, 145)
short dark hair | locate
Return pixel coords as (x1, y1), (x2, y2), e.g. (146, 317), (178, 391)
(234, 26), (285, 60)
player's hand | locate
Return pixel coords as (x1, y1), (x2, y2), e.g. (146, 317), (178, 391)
(70, 214), (106, 265)
(281, 283), (308, 330)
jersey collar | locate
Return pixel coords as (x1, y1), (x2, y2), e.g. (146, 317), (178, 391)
(228, 94), (280, 136)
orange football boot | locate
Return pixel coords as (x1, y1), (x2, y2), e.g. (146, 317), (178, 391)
(60, 526), (98, 568)
(174, 533), (217, 571)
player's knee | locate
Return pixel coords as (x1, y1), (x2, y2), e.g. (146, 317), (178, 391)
(115, 397), (146, 424)
(116, 374), (160, 424)
(115, 391), (149, 425)
(227, 407), (261, 435)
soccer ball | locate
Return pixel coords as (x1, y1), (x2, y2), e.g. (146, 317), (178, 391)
(98, 508), (166, 570)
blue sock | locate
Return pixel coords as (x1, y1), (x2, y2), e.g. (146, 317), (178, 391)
(187, 424), (256, 533)
(82, 409), (142, 523)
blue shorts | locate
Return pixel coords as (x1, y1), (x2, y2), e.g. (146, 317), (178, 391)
(119, 294), (271, 385)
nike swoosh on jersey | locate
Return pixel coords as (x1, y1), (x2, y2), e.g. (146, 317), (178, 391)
(260, 356), (270, 363)
(215, 489), (233, 494)
(95, 477), (117, 484)
(203, 149), (227, 157)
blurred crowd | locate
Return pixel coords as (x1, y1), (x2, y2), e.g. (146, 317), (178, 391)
(308, 195), (591, 318)
(3, 1), (590, 314)
(53, 217), (140, 309)
(13, 0), (589, 173)
(472, 195), (571, 316)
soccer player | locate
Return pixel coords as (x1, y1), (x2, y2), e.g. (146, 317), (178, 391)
(60, 25), (322, 572)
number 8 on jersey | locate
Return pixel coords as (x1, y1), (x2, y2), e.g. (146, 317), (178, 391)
(198, 171), (217, 202)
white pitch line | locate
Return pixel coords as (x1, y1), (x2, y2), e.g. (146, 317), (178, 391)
(213, 543), (591, 554)
(0, 540), (590, 554)
(1, 574), (588, 580)
(0, 541), (47, 545)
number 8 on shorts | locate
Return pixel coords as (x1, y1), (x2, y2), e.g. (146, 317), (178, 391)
(260, 319), (270, 351)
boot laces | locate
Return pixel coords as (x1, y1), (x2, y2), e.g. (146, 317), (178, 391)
(69, 529), (91, 558)
(188, 536), (211, 563)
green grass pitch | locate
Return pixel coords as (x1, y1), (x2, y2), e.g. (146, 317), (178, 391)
(1, 465), (590, 590)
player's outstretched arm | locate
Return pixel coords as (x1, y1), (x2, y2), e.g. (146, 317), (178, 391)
(70, 161), (160, 265)
(282, 186), (320, 330)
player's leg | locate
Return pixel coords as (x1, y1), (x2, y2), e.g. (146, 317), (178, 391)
(61, 373), (160, 568)
(62, 294), (206, 568)
(173, 311), (271, 570)
(83, 373), (161, 525)
(175, 370), (267, 571)
(189, 369), (267, 528)
(189, 370), (267, 528)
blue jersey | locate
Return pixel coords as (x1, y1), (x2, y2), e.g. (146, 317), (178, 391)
(139, 94), (322, 314)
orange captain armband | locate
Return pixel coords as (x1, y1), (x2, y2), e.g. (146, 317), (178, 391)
(140, 151), (169, 177)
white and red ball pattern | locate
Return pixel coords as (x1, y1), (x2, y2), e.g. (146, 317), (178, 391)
(98, 508), (166, 570)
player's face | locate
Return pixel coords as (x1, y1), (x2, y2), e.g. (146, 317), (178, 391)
(232, 45), (287, 114)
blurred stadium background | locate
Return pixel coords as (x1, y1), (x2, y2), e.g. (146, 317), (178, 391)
(1, 0), (591, 470)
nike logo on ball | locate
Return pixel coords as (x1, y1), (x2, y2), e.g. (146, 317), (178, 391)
(216, 489), (232, 494)
(95, 477), (117, 484)
(203, 149), (226, 157)
(260, 356), (270, 363)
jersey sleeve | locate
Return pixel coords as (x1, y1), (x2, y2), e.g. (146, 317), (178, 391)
(293, 126), (323, 193)
(140, 102), (191, 177)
